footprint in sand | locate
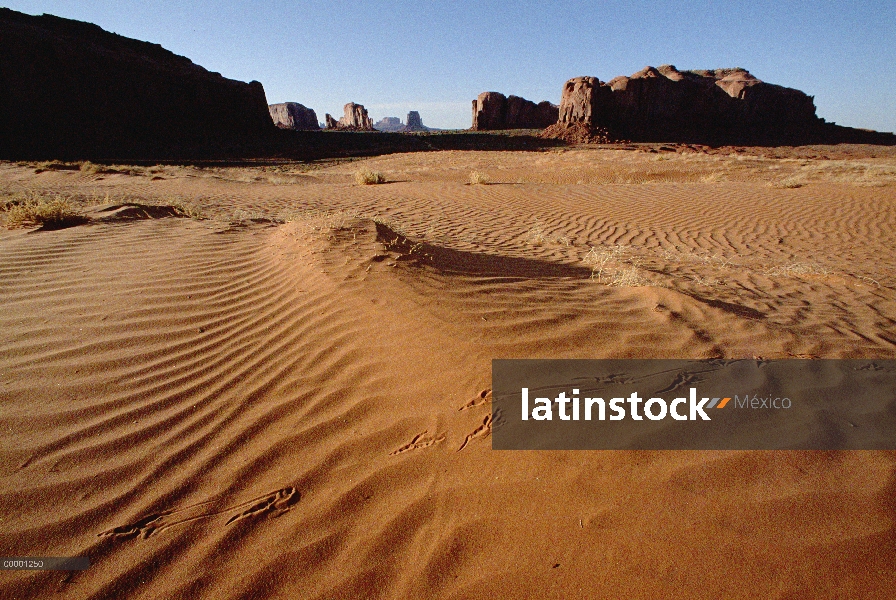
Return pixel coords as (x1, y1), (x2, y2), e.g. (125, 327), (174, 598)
(390, 431), (446, 456)
(99, 487), (299, 540)
(459, 388), (492, 411)
(458, 413), (496, 451)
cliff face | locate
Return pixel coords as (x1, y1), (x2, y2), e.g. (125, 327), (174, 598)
(0, 8), (276, 159)
(471, 92), (558, 130)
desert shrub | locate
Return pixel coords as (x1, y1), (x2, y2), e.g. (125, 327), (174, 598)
(355, 169), (386, 185)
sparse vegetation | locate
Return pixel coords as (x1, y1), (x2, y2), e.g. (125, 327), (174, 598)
(33, 160), (77, 173)
(768, 177), (803, 189)
(582, 245), (628, 281)
(765, 262), (832, 278)
(469, 171), (489, 185)
(524, 221), (571, 247)
(169, 200), (204, 220)
(79, 161), (101, 175)
(609, 266), (652, 287)
(1, 191), (87, 229)
(355, 169), (386, 185)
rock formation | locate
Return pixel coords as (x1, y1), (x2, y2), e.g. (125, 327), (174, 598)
(268, 103), (320, 131)
(337, 103), (373, 130)
(471, 92), (558, 130)
(403, 111), (427, 132)
(325, 114), (339, 129)
(546, 65), (836, 145)
(0, 7), (276, 159)
(374, 117), (404, 132)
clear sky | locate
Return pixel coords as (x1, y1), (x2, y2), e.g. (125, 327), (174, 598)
(5, 1), (895, 131)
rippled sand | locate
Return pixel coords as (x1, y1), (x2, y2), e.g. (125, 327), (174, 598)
(2, 146), (896, 598)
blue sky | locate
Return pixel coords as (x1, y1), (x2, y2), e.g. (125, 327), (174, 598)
(5, 1), (895, 131)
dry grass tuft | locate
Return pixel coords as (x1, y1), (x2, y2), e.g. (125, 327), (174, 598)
(33, 160), (78, 173)
(168, 200), (204, 220)
(609, 266), (652, 287)
(582, 245), (627, 281)
(765, 262), (832, 278)
(355, 169), (386, 185)
(524, 221), (571, 247)
(1, 191), (87, 229)
(469, 171), (489, 185)
(768, 177), (803, 189)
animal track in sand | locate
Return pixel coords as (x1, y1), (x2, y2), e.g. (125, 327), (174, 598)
(457, 413), (494, 451)
(458, 388), (492, 411)
(98, 487), (299, 540)
(389, 431), (446, 455)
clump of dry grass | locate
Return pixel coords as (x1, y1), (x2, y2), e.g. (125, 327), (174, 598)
(523, 221), (571, 247)
(768, 177), (803, 189)
(278, 208), (364, 235)
(168, 200), (204, 220)
(355, 169), (386, 185)
(765, 262), (832, 278)
(582, 245), (627, 281)
(33, 160), (78, 173)
(469, 171), (489, 185)
(609, 266), (652, 287)
(658, 247), (738, 269)
(79, 161), (101, 175)
(768, 161), (896, 188)
(1, 191), (87, 229)
(699, 172), (725, 183)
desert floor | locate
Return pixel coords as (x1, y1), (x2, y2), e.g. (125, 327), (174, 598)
(2, 145), (896, 599)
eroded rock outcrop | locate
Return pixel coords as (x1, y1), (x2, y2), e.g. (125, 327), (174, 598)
(337, 103), (373, 130)
(546, 65), (839, 145)
(268, 102), (319, 131)
(0, 7), (276, 158)
(471, 92), (558, 130)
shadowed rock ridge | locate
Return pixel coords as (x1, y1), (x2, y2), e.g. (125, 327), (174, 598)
(0, 8), (276, 159)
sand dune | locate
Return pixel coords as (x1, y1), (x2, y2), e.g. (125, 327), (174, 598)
(2, 147), (896, 598)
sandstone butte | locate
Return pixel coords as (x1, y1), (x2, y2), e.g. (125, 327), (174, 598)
(541, 65), (895, 145)
(325, 103), (374, 131)
(268, 102), (320, 131)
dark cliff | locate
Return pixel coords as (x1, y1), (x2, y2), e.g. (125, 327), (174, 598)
(0, 8), (277, 159)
